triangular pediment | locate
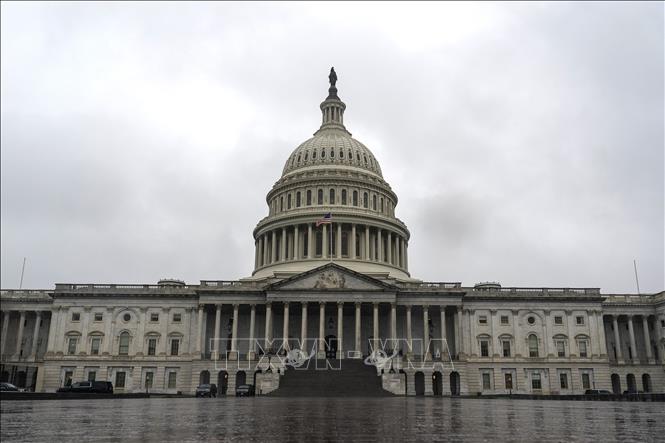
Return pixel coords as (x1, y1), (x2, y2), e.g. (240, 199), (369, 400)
(267, 263), (395, 292)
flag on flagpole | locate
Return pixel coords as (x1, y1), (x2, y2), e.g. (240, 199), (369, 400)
(316, 212), (332, 227)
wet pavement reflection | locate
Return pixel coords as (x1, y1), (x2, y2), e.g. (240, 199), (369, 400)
(2, 397), (664, 442)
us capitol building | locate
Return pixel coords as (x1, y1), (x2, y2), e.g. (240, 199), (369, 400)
(1, 70), (663, 396)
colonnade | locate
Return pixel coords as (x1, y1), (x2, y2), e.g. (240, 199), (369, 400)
(606, 313), (662, 365)
(206, 302), (460, 361)
(0, 310), (46, 360)
(254, 222), (408, 270)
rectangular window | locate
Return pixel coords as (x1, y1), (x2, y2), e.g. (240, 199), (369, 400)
(556, 340), (566, 357)
(90, 338), (101, 355)
(531, 373), (542, 390)
(68, 338), (77, 355)
(478, 316), (487, 324)
(554, 316), (563, 325)
(579, 341), (588, 358)
(173, 313), (182, 323)
(88, 371), (96, 382)
(500, 316), (509, 325)
(94, 313), (103, 322)
(582, 373), (591, 390)
(64, 371), (73, 387)
(115, 371), (126, 388)
(170, 339), (180, 356)
(72, 312), (81, 322)
(168, 372), (177, 389)
(502, 340), (511, 357)
(148, 339), (157, 356)
(145, 372), (154, 389)
(576, 316), (585, 325)
(480, 340), (489, 357)
(560, 373), (568, 389)
(150, 313), (159, 322)
(482, 373), (491, 390)
(504, 373), (513, 390)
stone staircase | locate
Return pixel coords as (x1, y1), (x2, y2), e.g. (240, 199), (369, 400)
(269, 359), (392, 397)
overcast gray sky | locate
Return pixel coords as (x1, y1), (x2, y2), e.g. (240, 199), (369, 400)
(1, 2), (663, 293)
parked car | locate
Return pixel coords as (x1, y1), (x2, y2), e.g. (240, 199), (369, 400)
(584, 389), (611, 395)
(235, 384), (255, 397)
(0, 382), (19, 392)
(57, 381), (113, 394)
(195, 384), (218, 398)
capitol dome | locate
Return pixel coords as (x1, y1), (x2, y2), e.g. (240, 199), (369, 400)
(251, 68), (411, 280)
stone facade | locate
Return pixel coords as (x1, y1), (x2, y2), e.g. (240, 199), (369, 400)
(1, 71), (663, 396)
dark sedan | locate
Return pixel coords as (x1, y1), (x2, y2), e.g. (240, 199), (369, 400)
(235, 384), (255, 397)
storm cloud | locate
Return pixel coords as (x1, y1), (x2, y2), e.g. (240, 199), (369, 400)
(1, 2), (663, 293)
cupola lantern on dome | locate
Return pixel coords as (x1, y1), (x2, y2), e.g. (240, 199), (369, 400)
(251, 69), (412, 281)
(316, 67), (350, 136)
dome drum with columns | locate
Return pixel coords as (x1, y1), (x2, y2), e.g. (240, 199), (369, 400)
(252, 68), (411, 280)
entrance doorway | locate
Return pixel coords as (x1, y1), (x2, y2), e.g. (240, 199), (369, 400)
(415, 371), (425, 396)
(450, 371), (460, 396)
(432, 371), (443, 396)
(236, 371), (246, 386)
(218, 370), (228, 395)
(642, 374), (652, 393)
(611, 373), (621, 394)
(199, 370), (210, 385)
(325, 335), (337, 359)
(626, 373), (636, 392)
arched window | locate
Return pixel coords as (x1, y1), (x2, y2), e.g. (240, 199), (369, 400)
(353, 191), (358, 206)
(321, 149), (326, 159)
(363, 192), (368, 208)
(364, 155), (368, 164)
(380, 198), (384, 213)
(287, 194), (292, 210)
(279, 196), (283, 212)
(315, 231), (323, 257)
(296, 192), (301, 207)
(119, 332), (130, 356)
(528, 334), (539, 358)
(341, 190), (347, 205)
(356, 153), (360, 161)
(340, 149), (344, 159)
(330, 148), (335, 158)
(329, 189), (335, 204)
(305, 151), (309, 160)
(297, 153), (301, 163)
(372, 195), (377, 210)
(312, 150), (317, 159)
(317, 189), (323, 205)
(306, 190), (312, 206)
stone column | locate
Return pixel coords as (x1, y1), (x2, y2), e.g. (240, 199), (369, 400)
(134, 308), (146, 356)
(372, 303), (379, 352)
(230, 304), (239, 359)
(396, 237), (401, 268)
(214, 305), (222, 357)
(271, 230), (277, 263)
(656, 315), (665, 364)
(337, 302), (344, 358)
(364, 226), (370, 260)
(263, 234), (269, 265)
(406, 305), (413, 358)
(377, 229), (383, 262)
(308, 224), (313, 259)
(628, 315), (638, 363)
(490, 309), (498, 357)
(423, 306), (431, 360)
(440, 307), (447, 357)
(265, 303), (273, 351)
(103, 307), (113, 355)
(30, 311), (42, 359)
(565, 310), (575, 357)
(355, 302), (361, 357)
(318, 302), (325, 358)
(248, 304), (256, 360)
(282, 302), (290, 351)
(196, 306), (204, 356)
(322, 224), (328, 259)
(336, 224), (342, 259)
(1, 311), (11, 356)
(544, 309), (553, 357)
(258, 237), (264, 267)
(79, 308), (91, 355)
(596, 312), (607, 358)
(457, 308), (464, 358)
(14, 311), (26, 359)
(387, 231), (392, 265)
(294, 225), (300, 260)
(642, 316), (653, 362)
(512, 310), (521, 357)
(351, 224), (357, 259)
(254, 239), (259, 268)
(280, 228), (287, 261)
(390, 303), (397, 351)
(612, 315), (624, 363)
(404, 242), (409, 270)
(160, 307), (169, 355)
(300, 302), (308, 350)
